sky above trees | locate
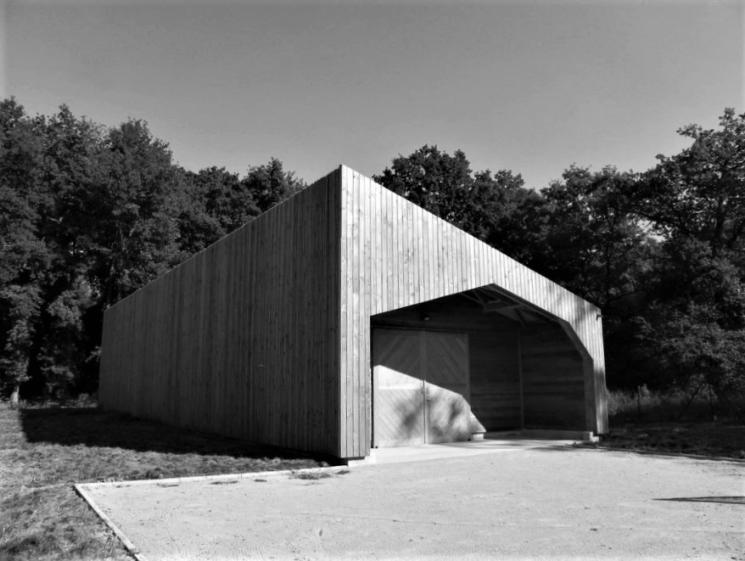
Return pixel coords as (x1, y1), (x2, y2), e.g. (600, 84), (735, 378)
(2, 0), (741, 189)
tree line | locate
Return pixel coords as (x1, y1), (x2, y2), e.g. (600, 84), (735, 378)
(1, 98), (744, 416)
(0, 99), (303, 400)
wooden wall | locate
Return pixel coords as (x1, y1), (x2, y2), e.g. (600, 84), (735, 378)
(100, 170), (342, 456)
(473, 329), (522, 430)
(338, 166), (607, 458)
(521, 323), (586, 429)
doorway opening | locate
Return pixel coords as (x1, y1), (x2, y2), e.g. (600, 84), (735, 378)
(370, 286), (589, 448)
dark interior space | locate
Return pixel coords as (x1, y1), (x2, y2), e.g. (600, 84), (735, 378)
(370, 286), (588, 445)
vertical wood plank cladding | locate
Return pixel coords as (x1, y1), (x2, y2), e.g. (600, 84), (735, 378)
(339, 166), (607, 456)
(521, 323), (586, 429)
(103, 165), (605, 462)
(327, 171), (342, 445)
(100, 169), (343, 457)
(352, 169), (361, 457)
(361, 173), (372, 456)
(339, 167), (350, 458)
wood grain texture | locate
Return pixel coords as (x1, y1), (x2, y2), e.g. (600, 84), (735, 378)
(371, 328), (477, 447)
(339, 166), (607, 457)
(100, 170), (343, 456)
(521, 323), (586, 429)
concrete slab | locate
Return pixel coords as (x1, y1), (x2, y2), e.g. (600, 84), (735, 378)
(79, 448), (745, 561)
(350, 437), (576, 466)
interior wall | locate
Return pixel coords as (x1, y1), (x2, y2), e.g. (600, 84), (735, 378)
(521, 322), (586, 429)
(470, 329), (521, 429)
(371, 294), (522, 431)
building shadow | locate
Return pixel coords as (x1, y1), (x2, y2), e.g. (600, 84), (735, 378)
(18, 406), (323, 460)
(655, 496), (745, 505)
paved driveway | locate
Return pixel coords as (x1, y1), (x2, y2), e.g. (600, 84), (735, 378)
(78, 445), (744, 561)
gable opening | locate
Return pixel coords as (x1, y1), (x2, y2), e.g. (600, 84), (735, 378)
(370, 287), (589, 448)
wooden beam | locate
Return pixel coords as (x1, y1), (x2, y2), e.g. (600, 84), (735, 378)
(514, 308), (528, 327)
(483, 302), (522, 313)
(460, 292), (486, 307)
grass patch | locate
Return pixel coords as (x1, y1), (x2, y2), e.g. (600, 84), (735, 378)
(594, 390), (745, 459)
(289, 468), (349, 480)
(607, 388), (726, 423)
(0, 402), (327, 560)
(291, 471), (334, 480)
(594, 422), (745, 458)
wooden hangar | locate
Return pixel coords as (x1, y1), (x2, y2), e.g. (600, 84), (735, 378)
(100, 165), (608, 460)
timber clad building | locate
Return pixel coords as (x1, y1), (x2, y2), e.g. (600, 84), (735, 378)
(100, 166), (608, 460)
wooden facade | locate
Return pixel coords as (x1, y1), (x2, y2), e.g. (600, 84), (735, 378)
(100, 165), (607, 459)
(100, 172), (342, 455)
(338, 166), (606, 457)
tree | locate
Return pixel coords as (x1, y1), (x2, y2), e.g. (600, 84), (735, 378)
(374, 145), (474, 228)
(629, 109), (745, 413)
(242, 157), (304, 213)
(177, 165), (265, 254)
(537, 166), (656, 310)
(0, 98), (311, 400)
(0, 99), (49, 398)
(472, 169), (548, 264)
(634, 110), (745, 329)
(177, 158), (303, 255)
(83, 119), (184, 307)
(32, 105), (104, 395)
(178, 166), (254, 254)
(637, 108), (745, 261)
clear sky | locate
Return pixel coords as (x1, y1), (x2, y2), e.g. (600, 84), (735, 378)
(2, 0), (743, 189)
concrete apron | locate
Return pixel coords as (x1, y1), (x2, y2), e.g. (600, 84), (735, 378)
(349, 434), (580, 466)
(76, 445), (744, 561)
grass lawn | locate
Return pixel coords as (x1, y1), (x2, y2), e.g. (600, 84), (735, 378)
(0, 403), (328, 560)
(592, 420), (745, 459)
(2, 399), (742, 560)
(598, 390), (745, 459)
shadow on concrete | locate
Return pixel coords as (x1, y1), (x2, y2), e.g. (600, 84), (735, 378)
(655, 496), (745, 505)
(535, 441), (745, 462)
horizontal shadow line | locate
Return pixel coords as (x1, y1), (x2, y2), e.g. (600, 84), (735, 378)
(655, 496), (745, 505)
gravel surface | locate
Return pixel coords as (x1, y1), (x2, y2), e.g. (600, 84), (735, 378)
(80, 446), (744, 561)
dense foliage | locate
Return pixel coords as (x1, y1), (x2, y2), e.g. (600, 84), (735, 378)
(1, 99), (743, 416)
(375, 113), (745, 417)
(0, 98), (303, 399)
